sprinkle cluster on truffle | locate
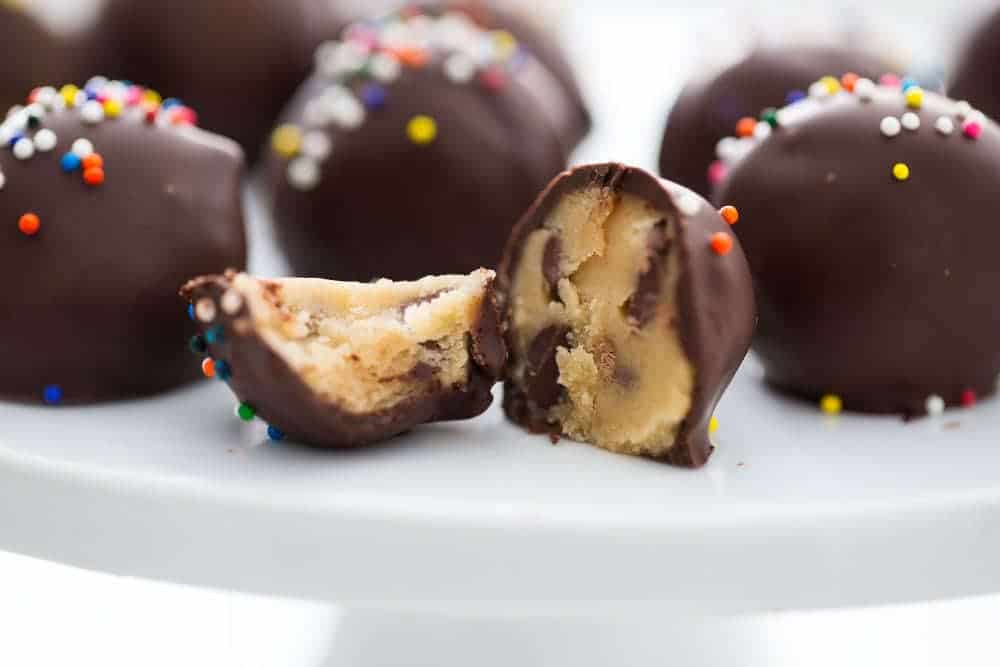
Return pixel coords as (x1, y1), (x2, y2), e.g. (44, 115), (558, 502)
(1, 77), (199, 403)
(270, 6), (533, 192)
(711, 73), (993, 417)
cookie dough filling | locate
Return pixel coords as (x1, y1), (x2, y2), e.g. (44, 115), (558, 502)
(507, 188), (695, 457)
(182, 269), (505, 448)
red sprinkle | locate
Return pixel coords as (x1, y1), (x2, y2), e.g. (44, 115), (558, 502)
(82, 153), (104, 170)
(963, 120), (982, 140)
(735, 117), (756, 138)
(201, 358), (216, 378)
(18, 213), (41, 236)
(707, 160), (728, 185)
(719, 205), (740, 225)
(961, 389), (977, 408)
(841, 72), (860, 92)
(710, 232), (734, 256)
(83, 167), (105, 186)
(479, 67), (508, 91)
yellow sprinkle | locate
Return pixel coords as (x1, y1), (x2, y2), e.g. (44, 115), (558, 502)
(142, 89), (162, 105)
(271, 124), (302, 158)
(820, 75), (841, 95)
(892, 162), (910, 181)
(820, 394), (843, 415)
(103, 98), (123, 118)
(407, 115), (438, 145)
(59, 84), (79, 107)
(905, 87), (924, 109)
(492, 30), (519, 59)
(709, 416), (720, 434)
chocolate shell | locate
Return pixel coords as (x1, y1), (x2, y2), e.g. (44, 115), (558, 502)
(950, 7), (1000, 127)
(0, 79), (246, 404)
(498, 163), (756, 467)
(716, 78), (1000, 415)
(181, 269), (505, 448)
(658, 46), (893, 200)
(265, 5), (573, 282)
(1, 5), (74, 111)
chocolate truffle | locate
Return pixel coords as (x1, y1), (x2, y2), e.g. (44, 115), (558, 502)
(0, 78), (246, 404)
(265, 5), (575, 282)
(499, 163), (755, 467)
(87, 0), (319, 162)
(1, 3), (72, 111)
(950, 7), (1000, 127)
(716, 76), (1000, 415)
(658, 46), (893, 200)
(181, 269), (505, 448)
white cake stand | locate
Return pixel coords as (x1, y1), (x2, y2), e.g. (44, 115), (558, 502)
(2, 348), (999, 665)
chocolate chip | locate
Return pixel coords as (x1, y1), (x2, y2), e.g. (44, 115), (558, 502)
(525, 325), (569, 409)
(542, 235), (562, 299)
(625, 222), (672, 328)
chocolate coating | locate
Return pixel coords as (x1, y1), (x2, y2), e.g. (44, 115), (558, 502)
(0, 88), (246, 404)
(951, 7), (1000, 126)
(659, 46), (893, 200)
(499, 164), (756, 467)
(266, 8), (572, 282)
(88, 0), (319, 162)
(1, 6), (72, 111)
(181, 271), (505, 449)
(717, 86), (1000, 415)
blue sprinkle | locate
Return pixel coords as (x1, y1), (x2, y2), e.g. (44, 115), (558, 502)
(60, 152), (82, 172)
(360, 83), (387, 110)
(786, 90), (806, 105)
(161, 98), (183, 109)
(43, 384), (63, 405)
(187, 303), (195, 320)
(901, 77), (919, 92)
(85, 90), (99, 101)
(205, 325), (225, 345)
(267, 425), (285, 442)
(215, 360), (232, 381)
(8, 132), (24, 149)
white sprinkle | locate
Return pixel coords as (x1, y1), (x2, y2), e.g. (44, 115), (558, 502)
(753, 121), (772, 140)
(12, 137), (34, 160)
(901, 112), (921, 131)
(808, 81), (829, 99)
(220, 289), (244, 315)
(0, 123), (14, 145)
(444, 53), (477, 83)
(316, 40), (369, 78)
(0, 171), (5, 190)
(301, 131), (332, 160)
(5, 104), (23, 119)
(24, 103), (46, 123)
(80, 100), (105, 125)
(925, 395), (945, 417)
(880, 116), (901, 137)
(195, 297), (217, 323)
(33, 128), (57, 152)
(854, 78), (876, 102)
(34, 86), (57, 109)
(955, 100), (972, 119)
(715, 136), (739, 161)
(71, 138), (94, 157)
(287, 157), (321, 191)
(85, 75), (109, 90)
(72, 90), (88, 108)
(368, 52), (402, 83)
(329, 94), (365, 130)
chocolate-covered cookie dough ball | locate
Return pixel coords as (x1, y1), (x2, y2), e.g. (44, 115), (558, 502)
(181, 269), (504, 448)
(717, 77), (1000, 415)
(266, 6), (573, 282)
(499, 164), (755, 467)
(88, 0), (319, 162)
(951, 7), (1000, 126)
(1, 3), (72, 111)
(0, 78), (246, 404)
(658, 46), (893, 200)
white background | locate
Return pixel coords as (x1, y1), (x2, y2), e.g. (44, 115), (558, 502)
(4, 1), (1000, 665)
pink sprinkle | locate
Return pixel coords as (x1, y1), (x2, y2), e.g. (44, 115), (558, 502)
(125, 86), (143, 106)
(880, 73), (901, 87)
(96, 92), (110, 104)
(169, 106), (198, 126)
(707, 160), (729, 185)
(962, 389), (977, 407)
(344, 25), (377, 51)
(27, 87), (41, 103)
(962, 120), (982, 140)
(480, 67), (508, 92)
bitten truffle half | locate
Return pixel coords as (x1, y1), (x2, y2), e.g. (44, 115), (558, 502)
(181, 269), (506, 448)
(0, 77), (246, 404)
(716, 75), (1000, 416)
(265, 4), (579, 282)
(499, 164), (755, 467)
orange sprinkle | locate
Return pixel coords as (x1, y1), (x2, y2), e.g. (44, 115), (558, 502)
(18, 213), (40, 236)
(83, 167), (105, 186)
(393, 47), (429, 68)
(82, 153), (104, 170)
(841, 72), (860, 92)
(201, 358), (216, 378)
(710, 232), (733, 256)
(735, 117), (756, 138)
(719, 205), (740, 225)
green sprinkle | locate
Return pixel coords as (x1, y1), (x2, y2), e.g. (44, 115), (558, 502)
(760, 107), (779, 128)
(236, 403), (256, 422)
